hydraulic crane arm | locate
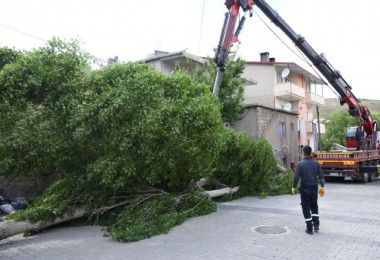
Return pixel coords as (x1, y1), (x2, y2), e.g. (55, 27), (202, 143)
(214, 0), (377, 149)
(213, 0), (253, 96)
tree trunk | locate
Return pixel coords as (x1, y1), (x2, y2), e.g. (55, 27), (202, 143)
(0, 183), (244, 241)
(204, 186), (240, 198)
(0, 208), (86, 241)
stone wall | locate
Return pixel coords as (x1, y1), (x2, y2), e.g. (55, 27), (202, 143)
(257, 107), (278, 139)
(0, 172), (64, 198)
(233, 104), (300, 168)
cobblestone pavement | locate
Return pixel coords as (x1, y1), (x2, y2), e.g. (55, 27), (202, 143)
(1, 178), (380, 260)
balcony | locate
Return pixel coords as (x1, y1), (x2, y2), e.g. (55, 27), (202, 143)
(305, 92), (325, 106)
(274, 82), (305, 101)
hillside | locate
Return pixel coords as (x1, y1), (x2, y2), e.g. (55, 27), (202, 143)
(317, 98), (380, 119)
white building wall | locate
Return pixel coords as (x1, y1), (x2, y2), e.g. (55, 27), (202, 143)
(242, 64), (275, 107)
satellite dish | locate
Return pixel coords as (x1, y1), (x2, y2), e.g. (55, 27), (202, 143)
(283, 103), (292, 111)
(281, 68), (289, 78)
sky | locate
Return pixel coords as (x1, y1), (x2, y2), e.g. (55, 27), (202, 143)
(1, 0), (380, 99)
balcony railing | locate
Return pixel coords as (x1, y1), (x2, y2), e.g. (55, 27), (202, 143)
(274, 82), (305, 101)
(305, 92), (325, 106)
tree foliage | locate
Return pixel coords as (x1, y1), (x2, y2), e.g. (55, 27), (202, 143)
(213, 129), (278, 194)
(0, 47), (23, 71)
(187, 56), (245, 123)
(0, 38), (90, 179)
(321, 110), (359, 150)
(0, 43), (225, 190)
(69, 63), (225, 192)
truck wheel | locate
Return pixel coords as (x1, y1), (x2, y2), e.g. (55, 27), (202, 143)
(361, 172), (369, 183)
(368, 172), (375, 182)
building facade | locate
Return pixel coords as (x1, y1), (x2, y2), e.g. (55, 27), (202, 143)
(240, 52), (326, 161)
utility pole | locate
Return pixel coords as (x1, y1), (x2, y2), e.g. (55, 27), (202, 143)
(316, 105), (321, 151)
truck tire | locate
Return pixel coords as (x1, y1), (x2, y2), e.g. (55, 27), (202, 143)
(361, 172), (369, 183)
(368, 172), (375, 182)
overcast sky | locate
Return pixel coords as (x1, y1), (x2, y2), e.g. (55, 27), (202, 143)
(1, 0), (379, 99)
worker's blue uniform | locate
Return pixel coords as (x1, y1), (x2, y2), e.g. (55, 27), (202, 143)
(293, 157), (325, 231)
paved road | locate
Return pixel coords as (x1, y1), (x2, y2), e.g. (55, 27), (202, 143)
(1, 178), (380, 260)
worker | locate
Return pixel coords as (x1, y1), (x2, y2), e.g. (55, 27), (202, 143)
(292, 145), (325, 235)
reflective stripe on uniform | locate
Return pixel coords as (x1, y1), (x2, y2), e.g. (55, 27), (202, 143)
(305, 218), (312, 221)
(311, 214), (319, 217)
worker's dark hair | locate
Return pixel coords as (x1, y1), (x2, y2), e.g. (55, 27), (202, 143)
(303, 145), (312, 156)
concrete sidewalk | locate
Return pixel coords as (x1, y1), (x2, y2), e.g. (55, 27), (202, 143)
(1, 179), (380, 259)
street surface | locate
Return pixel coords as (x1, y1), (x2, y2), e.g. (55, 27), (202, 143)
(1, 178), (380, 259)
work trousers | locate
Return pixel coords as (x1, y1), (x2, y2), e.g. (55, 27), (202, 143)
(300, 185), (319, 230)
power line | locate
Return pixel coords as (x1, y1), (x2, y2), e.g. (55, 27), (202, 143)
(253, 9), (306, 63)
(0, 23), (46, 42)
(253, 9), (340, 98)
(0, 23), (108, 66)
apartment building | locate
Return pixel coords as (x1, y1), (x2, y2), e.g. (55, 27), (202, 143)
(235, 52), (326, 163)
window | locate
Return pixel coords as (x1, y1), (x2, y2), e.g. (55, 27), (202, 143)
(280, 122), (286, 138)
(290, 123), (294, 132)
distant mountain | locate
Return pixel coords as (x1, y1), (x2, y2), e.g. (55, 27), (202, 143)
(316, 98), (380, 119)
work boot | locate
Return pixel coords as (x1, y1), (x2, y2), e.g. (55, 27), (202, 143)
(305, 220), (313, 232)
(305, 229), (313, 235)
(314, 226), (319, 232)
(312, 215), (320, 229)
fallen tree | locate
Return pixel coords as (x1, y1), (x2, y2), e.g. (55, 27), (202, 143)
(0, 41), (284, 243)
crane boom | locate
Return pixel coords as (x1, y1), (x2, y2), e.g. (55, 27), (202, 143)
(214, 0), (378, 150)
(213, 0), (253, 96)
